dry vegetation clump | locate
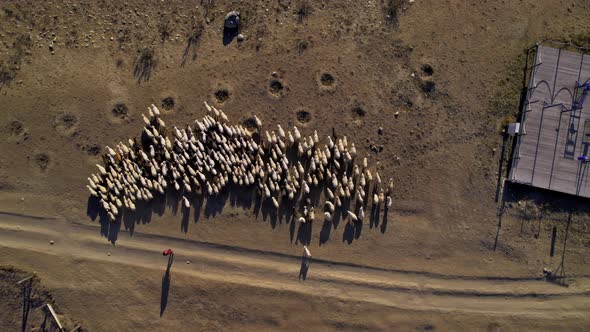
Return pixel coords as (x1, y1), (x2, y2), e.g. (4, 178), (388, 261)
(0, 33), (31, 89)
(515, 199), (548, 221)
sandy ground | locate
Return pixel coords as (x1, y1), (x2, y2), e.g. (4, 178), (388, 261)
(1, 0), (590, 330)
(2, 213), (590, 331)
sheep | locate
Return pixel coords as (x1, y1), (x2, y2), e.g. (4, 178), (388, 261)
(277, 124), (286, 139)
(88, 178), (98, 190)
(325, 201), (335, 213)
(293, 126), (301, 141)
(96, 164), (107, 175)
(326, 188), (334, 200)
(346, 210), (358, 222)
(182, 196), (190, 208)
(142, 114), (151, 126)
(308, 207), (315, 222)
(151, 104), (161, 116)
(358, 207), (365, 222)
(303, 246), (311, 258)
(88, 101), (395, 230)
(87, 185), (98, 196)
(254, 115), (262, 128)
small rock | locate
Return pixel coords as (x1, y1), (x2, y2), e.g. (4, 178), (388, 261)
(186, 260), (190, 264)
(107, 252), (111, 256)
(21, 197), (25, 201)
(271, 71), (278, 77)
(378, 127), (383, 135)
(394, 111), (400, 118)
(237, 33), (244, 42)
(110, 36), (114, 41)
(16, 226), (21, 230)
(49, 240), (54, 245)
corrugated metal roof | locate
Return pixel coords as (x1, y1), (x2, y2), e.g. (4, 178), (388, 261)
(509, 45), (590, 198)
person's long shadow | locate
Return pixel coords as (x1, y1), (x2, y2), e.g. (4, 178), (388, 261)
(160, 254), (174, 317)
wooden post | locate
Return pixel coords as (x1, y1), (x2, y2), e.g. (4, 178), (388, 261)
(45, 304), (65, 332)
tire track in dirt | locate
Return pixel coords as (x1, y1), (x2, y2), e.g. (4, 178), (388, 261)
(1, 214), (590, 318)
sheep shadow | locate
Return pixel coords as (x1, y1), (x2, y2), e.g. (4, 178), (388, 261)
(204, 189), (230, 218)
(278, 198), (295, 225)
(87, 195), (120, 244)
(331, 207), (343, 229)
(370, 203), (381, 229)
(319, 219), (332, 246)
(260, 199), (279, 228)
(296, 222), (313, 245)
(342, 221), (355, 244)
(298, 256), (311, 281)
(289, 212), (297, 243)
(381, 207), (389, 234)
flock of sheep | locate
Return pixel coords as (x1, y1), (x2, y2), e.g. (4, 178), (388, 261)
(87, 102), (393, 228)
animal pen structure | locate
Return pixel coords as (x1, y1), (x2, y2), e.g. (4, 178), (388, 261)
(509, 43), (590, 198)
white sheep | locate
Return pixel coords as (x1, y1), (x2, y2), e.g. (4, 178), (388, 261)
(182, 196), (190, 208)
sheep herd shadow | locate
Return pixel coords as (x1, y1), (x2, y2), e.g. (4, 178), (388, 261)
(86, 177), (392, 247)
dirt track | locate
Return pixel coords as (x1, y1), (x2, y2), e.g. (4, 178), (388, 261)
(2, 212), (590, 330)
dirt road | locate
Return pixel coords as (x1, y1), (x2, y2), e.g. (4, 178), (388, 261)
(2, 211), (589, 329)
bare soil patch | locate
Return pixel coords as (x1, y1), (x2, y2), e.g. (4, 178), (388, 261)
(320, 72), (335, 87)
(6, 120), (24, 136)
(111, 103), (129, 119)
(161, 96), (176, 110)
(214, 89), (230, 103)
(296, 110), (312, 124)
(33, 153), (50, 170)
(269, 79), (284, 96)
